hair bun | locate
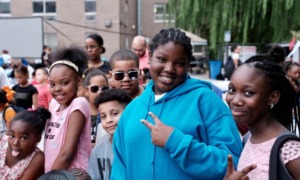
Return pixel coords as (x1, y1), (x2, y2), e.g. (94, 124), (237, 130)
(101, 47), (106, 54)
(36, 107), (51, 121)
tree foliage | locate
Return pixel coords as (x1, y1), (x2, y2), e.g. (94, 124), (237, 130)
(168, 0), (300, 49)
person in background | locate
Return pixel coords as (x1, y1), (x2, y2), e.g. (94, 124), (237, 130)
(225, 55), (300, 179)
(38, 168), (91, 180)
(0, 86), (15, 138)
(268, 45), (285, 66)
(41, 45), (52, 67)
(44, 45), (92, 173)
(12, 64), (38, 109)
(111, 28), (242, 179)
(0, 107), (51, 179)
(224, 44), (241, 80)
(88, 89), (132, 180)
(34, 67), (52, 109)
(0, 66), (10, 87)
(83, 68), (109, 144)
(85, 34), (111, 74)
(109, 49), (144, 99)
(1, 50), (12, 69)
(132, 35), (150, 84)
(283, 61), (300, 93)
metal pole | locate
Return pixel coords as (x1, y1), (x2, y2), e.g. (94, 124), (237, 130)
(137, 0), (141, 35)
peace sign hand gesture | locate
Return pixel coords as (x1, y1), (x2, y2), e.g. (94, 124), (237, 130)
(141, 112), (174, 147)
(223, 155), (256, 180)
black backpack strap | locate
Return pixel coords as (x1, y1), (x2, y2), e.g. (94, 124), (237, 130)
(242, 131), (250, 147)
(269, 131), (300, 180)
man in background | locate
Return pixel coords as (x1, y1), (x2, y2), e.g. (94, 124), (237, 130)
(131, 36), (150, 84)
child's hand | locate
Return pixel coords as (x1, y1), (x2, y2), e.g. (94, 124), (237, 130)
(141, 112), (174, 147)
(223, 155), (256, 180)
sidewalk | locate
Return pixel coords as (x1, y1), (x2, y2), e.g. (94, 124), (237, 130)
(189, 71), (229, 92)
(189, 71), (209, 80)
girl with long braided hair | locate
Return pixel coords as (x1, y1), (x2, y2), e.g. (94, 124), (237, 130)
(225, 55), (300, 179)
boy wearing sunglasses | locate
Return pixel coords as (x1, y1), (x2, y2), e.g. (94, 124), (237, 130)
(109, 49), (144, 99)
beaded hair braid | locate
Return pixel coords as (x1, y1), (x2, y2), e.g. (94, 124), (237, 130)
(245, 55), (300, 133)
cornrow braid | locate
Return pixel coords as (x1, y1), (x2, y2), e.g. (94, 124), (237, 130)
(149, 28), (193, 61)
(245, 55), (300, 133)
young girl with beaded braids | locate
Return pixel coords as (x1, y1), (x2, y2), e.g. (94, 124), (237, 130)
(44, 46), (92, 173)
(111, 28), (242, 179)
(224, 55), (300, 179)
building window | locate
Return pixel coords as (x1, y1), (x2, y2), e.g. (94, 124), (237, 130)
(154, 3), (175, 23)
(33, 0), (56, 14)
(85, 0), (96, 21)
(0, 0), (10, 15)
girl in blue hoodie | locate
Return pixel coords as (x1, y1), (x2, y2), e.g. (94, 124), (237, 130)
(111, 28), (242, 180)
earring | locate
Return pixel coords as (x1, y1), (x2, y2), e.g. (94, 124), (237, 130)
(270, 104), (274, 109)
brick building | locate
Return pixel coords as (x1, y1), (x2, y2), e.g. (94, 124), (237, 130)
(0, 0), (174, 59)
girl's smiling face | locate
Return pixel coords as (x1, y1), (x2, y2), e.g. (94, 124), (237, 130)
(226, 64), (275, 125)
(149, 42), (189, 95)
(49, 65), (80, 110)
(7, 120), (40, 160)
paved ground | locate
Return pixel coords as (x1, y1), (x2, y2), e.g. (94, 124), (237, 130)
(189, 71), (210, 80)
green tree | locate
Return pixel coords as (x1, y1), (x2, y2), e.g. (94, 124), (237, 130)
(168, 0), (300, 49)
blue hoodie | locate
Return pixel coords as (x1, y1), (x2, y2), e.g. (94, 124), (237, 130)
(111, 77), (242, 180)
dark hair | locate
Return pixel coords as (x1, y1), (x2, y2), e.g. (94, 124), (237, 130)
(2, 50), (9, 54)
(230, 44), (239, 52)
(143, 71), (151, 83)
(109, 49), (139, 69)
(94, 88), (132, 107)
(49, 45), (88, 77)
(283, 61), (300, 74)
(83, 68), (108, 87)
(244, 55), (300, 133)
(38, 169), (76, 180)
(14, 64), (29, 76)
(11, 107), (51, 135)
(0, 89), (8, 104)
(268, 45), (285, 63)
(149, 28), (193, 61)
(69, 168), (91, 180)
(43, 45), (49, 50)
(87, 34), (106, 54)
(36, 67), (49, 76)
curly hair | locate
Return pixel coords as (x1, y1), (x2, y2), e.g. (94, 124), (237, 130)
(94, 88), (132, 108)
(49, 45), (88, 77)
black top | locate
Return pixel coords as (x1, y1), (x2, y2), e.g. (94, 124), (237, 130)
(12, 84), (38, 109)
(97, 61), (111, 74)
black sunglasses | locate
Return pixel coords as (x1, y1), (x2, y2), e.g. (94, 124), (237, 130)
(113, 70), (138, 81)
(89, 85), (109, 93)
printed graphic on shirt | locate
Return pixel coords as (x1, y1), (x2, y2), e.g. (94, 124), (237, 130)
(45, 114), (66, 149)
(97, 158), (112, 180)
(15, 92), (30, 101)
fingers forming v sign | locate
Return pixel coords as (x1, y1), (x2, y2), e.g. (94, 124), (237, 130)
(223, 155), (257, 180)
(141, 112), (174, 147)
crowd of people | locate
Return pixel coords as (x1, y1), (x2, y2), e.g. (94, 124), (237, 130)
(0, 28), (299, 179)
